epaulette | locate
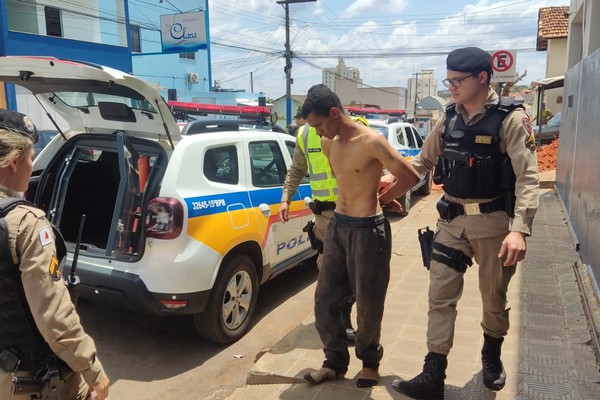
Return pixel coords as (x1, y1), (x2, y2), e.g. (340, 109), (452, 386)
(0, 198), (33, 218)
(494, 97), (525, 113)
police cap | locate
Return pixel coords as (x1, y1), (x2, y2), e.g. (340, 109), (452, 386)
(0, 109), (39, 143)
(446, 47), (492, 74)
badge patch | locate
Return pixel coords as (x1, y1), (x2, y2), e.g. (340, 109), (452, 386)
(521, 117), (533, 135)
(450, 130), (465, 139)
(474, 135), (492, 144)
(525, 134), (537, 152)
(39, 226), (53, 246)
(49, 256), (61, 281)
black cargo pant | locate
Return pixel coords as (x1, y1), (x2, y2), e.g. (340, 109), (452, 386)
(314, 212), (391, 373)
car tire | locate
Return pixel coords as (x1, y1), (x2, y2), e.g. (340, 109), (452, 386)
(416, 172), (432, 196)
(194, 255), (258, 344)
(397, 191), (411, 217)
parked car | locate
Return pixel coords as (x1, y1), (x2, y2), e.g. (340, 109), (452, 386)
(1, 56), (316, 344)
(368, 120), (432, 215)
(533, 112), (561, 144)
(33, 129), (59, 156)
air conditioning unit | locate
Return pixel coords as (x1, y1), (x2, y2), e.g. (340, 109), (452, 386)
(187, 72), (199, 84)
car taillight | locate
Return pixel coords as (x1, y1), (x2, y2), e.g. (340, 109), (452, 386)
(145, 197), (184, 239)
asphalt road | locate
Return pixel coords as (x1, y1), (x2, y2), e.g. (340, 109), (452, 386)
(76, 192), (431, 400)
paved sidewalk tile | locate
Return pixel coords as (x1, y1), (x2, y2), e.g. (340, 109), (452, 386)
(229, 189), (600, 400)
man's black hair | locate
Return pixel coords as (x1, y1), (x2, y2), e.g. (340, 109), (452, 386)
(302, 84), (344, 119)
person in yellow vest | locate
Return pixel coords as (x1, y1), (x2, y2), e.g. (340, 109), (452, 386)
(278, 117), (360, 340)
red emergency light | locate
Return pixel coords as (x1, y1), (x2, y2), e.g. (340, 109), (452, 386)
(168, 100), (271, 117)
(346, 106), (406, 116)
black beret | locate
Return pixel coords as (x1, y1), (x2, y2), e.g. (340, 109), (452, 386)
(0, 109), (39, 143)
(446, 47), (492, 74)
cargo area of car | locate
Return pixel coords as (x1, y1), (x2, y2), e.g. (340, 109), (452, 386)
(33, 135), (167, 261)
(60, 150), (120, 250)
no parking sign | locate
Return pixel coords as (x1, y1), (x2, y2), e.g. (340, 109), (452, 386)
(488, 50), (517, 83)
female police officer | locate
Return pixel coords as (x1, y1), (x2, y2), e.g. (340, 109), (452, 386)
(0, 110), (109, 400)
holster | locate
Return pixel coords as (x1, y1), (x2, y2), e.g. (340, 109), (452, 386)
(308, 200), (336, 215)
(418, 227), (434, 270)
(11, 355), (66, 400)
(303, 220), (323, 253)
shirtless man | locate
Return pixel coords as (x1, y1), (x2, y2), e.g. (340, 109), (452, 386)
(301, 84), (420, 387)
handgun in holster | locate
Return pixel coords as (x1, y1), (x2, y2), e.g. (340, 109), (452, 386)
(308, 200), (336, 216)
(418, 226), (434, 270)
(303, 220), (323, 253)
(11, 355), (66, 400)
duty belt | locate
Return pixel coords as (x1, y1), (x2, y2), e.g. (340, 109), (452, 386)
(308, 200), (336, 215)
(437, 196), (506, 221)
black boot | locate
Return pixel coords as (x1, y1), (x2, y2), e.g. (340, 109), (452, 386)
(339, 298), (356, 341)
(481, 333), (506, 390)
(392, 352), (446, 400)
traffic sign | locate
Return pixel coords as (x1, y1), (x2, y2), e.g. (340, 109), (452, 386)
(488, 49), (517, 83)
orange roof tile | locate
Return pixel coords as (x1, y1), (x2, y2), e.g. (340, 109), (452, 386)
(537, 6), (569, 51)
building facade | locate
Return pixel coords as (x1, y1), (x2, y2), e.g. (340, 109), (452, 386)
(1, 0), (261, 128)
(322, 58), (360, 92)
(407, 69), (438, 118)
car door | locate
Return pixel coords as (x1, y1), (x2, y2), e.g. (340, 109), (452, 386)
(247, 139), (311, 268)
(403, 126), (421, 157)
(106, 132), (142, 259)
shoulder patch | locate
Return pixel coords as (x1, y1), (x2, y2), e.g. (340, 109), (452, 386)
(525, 133), (537, 152)
(49, 255), (61, 281)
(39, 226), (53, 246)
(521, 117), (533, 135)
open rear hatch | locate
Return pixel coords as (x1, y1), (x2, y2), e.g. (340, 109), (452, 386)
(0, 56), (178, 261)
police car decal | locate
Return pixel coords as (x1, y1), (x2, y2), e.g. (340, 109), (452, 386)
(185, 184), (313, 255)
(398, 148), (421, 157)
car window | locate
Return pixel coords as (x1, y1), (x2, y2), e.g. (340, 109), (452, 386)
(395, 128), (405, 146)
(412, 127), (424, 147)
(249, 141), (286, 187)
(204, 146), (239, 185)
(285, 140), (309, 184)
(34, 130), (59, 156)
(405, 127), (416, 148)
(285, 140), (295, 159)
(371, 125), (388, 140)
(547, 113), (561, 125)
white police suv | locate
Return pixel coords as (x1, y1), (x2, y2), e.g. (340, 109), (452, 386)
(0, 56), (315, 344)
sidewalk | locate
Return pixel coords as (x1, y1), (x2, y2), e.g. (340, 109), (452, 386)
(228, 177), (600, 399)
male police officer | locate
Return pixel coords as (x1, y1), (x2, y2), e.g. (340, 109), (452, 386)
(278, 114), (357, 340)
(391, 47), (539, 399)
(0, 109), (109, 400)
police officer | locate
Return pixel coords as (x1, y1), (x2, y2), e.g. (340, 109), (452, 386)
(278, 114), (357, 340)
(0, 110), (109, 400)
(391, 47), (539, 399)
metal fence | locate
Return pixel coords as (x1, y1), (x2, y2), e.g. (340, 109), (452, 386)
(556, 47), (600, 288)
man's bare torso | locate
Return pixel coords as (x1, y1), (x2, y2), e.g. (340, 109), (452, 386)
(324, 125), (384, 217)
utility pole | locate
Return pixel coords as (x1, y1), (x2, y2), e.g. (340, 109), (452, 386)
(412, 72), (420, 121)
(277, 0), (316, 126)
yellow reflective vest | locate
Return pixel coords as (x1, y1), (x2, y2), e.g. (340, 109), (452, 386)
(297, 125), (338, 201)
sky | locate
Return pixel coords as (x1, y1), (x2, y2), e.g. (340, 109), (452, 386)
(194, 0), (570, 98)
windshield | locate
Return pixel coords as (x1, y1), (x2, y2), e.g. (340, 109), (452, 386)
(370, 125), (389, 140)
(547, 113), (561, 126)
(51, 92), (157, 113)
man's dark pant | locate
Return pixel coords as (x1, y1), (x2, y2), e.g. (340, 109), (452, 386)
(314, 212), (391, 373)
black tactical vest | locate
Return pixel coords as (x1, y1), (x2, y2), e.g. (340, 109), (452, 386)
(434, 98), (523, 199)
(0, 198), (53, 367)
